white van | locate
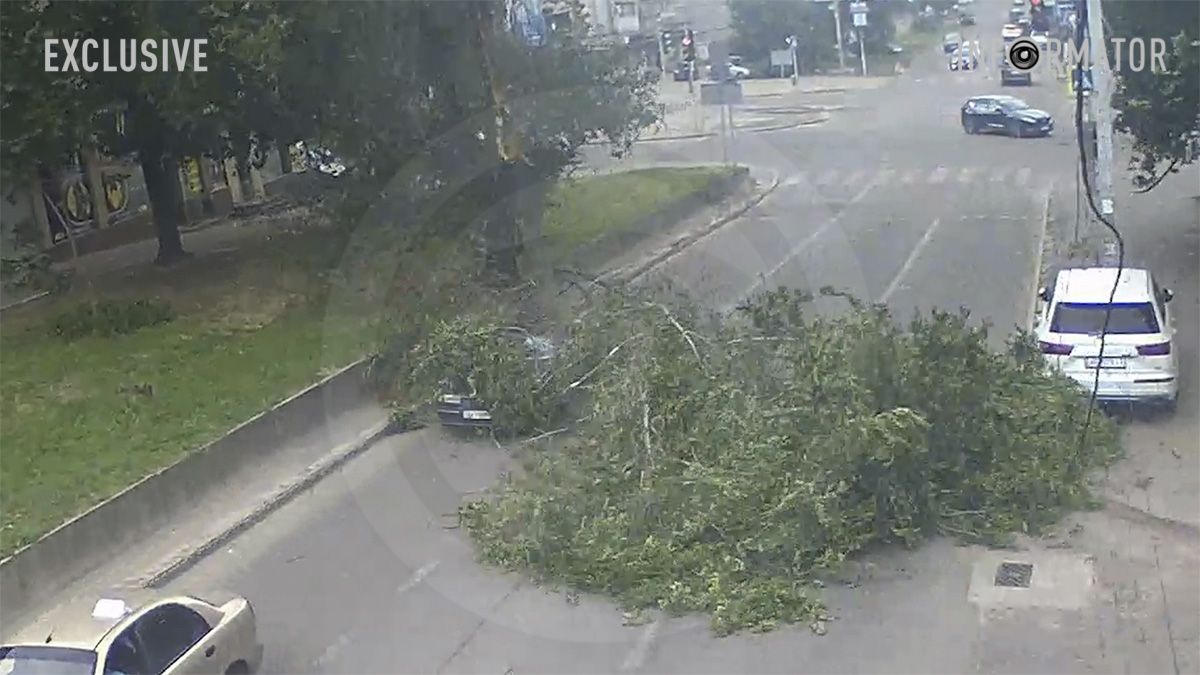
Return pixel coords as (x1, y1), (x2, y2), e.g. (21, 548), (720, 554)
(1035, 267), (1178, 410)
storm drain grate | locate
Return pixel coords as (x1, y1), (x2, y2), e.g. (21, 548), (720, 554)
(994, 561), (1034, 588)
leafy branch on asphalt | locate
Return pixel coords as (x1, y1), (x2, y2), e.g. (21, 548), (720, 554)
(380, 284), (1122, 636)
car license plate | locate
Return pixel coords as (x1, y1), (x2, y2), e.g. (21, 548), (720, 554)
(462, 410), (492, 421)
(1085, 357), (1126, 369)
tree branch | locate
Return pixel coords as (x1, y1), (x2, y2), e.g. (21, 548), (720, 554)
(1132, 158), (1180, 193)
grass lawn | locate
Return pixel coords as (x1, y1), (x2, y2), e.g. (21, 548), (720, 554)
(540, 166), (731, 261)
(0, 165), (740, 558)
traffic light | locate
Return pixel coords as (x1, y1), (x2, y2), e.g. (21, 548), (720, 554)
(661, 30), (674, 54)
(682, 29), (695, 62)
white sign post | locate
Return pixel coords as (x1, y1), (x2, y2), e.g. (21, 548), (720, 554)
(850, 2), (868, 75)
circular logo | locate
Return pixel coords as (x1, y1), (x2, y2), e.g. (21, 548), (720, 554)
(1007, 39), (1040, 71)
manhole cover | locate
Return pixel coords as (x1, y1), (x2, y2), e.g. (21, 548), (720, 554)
(994, 561), (1034, 588)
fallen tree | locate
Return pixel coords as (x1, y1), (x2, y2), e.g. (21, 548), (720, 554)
(386, 284), (1122, 635)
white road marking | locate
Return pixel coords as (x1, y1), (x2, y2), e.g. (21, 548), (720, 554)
(782, 173), (808, 187)
(313, 634), (351, 668)
(879, 218), (943, 304)
(815, 169), (841, 186)
(957, 167), (978, 183)
(730, 177), (880, 309)
(620, 620), (661, 673)
(1014, 167), (1032, 186)
(901, 169), (921, 184)
(928, 167), (948, 184)
(989, 167), (1008, 183)
(398, 560), (440, 595)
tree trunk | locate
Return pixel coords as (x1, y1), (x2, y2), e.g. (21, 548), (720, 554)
(482, 162), (538, 285)
(278, 143), (294, 174)
(197, 157), (216, 216)
(139, 145), (189, 265)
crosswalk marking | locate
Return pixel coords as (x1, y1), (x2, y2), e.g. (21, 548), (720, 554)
(778, 165), (1039, 189)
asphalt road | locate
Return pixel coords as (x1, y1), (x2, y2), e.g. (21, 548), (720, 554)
(77, 1), (1200, 672)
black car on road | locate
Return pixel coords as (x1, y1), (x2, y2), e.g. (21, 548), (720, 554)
(961, 95), (1053, 137)
(435, 327), (557, 429)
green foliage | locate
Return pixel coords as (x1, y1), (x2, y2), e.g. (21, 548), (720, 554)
(432, 286), (1122, 635)
(50, 299), (175, 341)
(729, 0), (836, 71)
(1106, 0), (1200, 186)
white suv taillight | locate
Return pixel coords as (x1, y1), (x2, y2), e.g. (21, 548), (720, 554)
(1136, 342), (1170, 356)
(1039, 341), (1073, 355)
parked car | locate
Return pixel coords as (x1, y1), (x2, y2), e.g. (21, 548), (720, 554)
(1009, 7), (1026, 22)
(949, 42), (979, 70)
(435, 327), (557, 429)
(959, 13), (976, 25)
(1, 592), (264, 675)
(1035, 267), (1178, 411)
(727, 63), (751, 79)
(1001, 23), (1024, 40)
(943, 32), (962, 54)
(961, 95), (1052, 136)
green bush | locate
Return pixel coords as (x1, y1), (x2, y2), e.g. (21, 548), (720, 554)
(395, 286), (1121, 635)
(49, 299), (175, 341)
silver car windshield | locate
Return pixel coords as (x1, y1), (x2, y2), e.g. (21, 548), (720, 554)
(0, 646), (98, 675)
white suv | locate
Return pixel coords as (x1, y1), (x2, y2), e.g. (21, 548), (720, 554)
(1035, 267), (1178, 410)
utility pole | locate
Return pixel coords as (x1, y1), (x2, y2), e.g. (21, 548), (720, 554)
(831, 0), (846, 71)
(788, 34), (799, 84)
(858, 29), (867, 75)
(1084, 0), (1117, 261)
(657, 23), (668, 75)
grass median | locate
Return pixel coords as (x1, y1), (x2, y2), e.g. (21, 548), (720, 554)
(0, 165), (741, 558)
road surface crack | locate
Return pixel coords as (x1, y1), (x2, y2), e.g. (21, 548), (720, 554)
(435, 579), (522, 674)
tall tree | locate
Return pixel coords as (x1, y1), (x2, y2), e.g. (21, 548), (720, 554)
(729, 0), (836, 72)
(1105, 0), (1200, 189)
(0, 1), (287, 264)
(266, 0), (658, 279)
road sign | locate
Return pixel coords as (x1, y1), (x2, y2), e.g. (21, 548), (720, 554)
(849, 2), (868, 13)
(770, 49), (793, 67)
(700, 81), (743, 106)
(852, 12), (868, 26)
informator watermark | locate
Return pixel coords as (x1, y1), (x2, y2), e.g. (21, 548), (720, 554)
(44, 38), (208, 73)
(1006, 36), (1169, 74)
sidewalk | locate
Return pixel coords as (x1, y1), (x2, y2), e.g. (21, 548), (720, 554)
(1100, 163), (1200, 530)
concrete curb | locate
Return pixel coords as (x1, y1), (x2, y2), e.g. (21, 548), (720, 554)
(0, 290), (51, 314)
(1026, 189), (1054, 331)
(746, 113), (831, 134)
(0, 356), (378, 622)
(142, 418), (399, 588)
(638, 131), (718, 143)
(603, 168), (781, 285)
